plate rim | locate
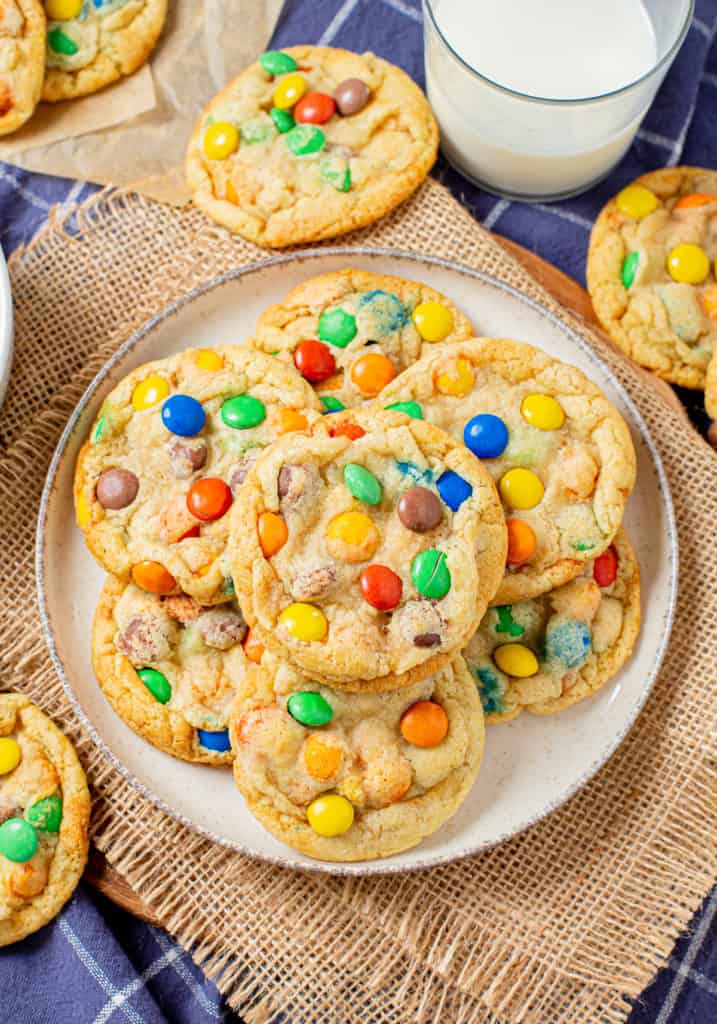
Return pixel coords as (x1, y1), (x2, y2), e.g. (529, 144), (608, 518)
(35, 245), (679, 876)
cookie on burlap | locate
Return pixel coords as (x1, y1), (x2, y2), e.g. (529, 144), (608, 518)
(74, 345), (323, 606)
(0, 694), (90, 946)
(229, 408), (507, 691)
(231, 653), (483, 862)
(42, 0), (167, 103)
(92, 576), (262, 764)
(185, 45), (439, 247)
(463, 530), (640, 723)
(587, 167), (717, 389)
(0, 0), (45, 136)
(251, 268), (474, 409)
(377, 337), (636, 606)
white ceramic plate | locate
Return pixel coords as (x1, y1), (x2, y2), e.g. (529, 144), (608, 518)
(0, 244), (14, 408)
(37, 248), (677, 875)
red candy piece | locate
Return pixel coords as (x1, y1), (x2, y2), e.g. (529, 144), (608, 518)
(294, 340), (336, 383)
(359, 564), (403, 610)
(593, 546), (618, 587)
(294, 92), (336, 124)
(187, 478), (232, 522)
(329, 422), (366, 440)
(179, 524), (201, 541)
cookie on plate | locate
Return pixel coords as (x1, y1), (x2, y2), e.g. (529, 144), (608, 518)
(251, 269), (474, 409)
(587, 167), (717, 389)
(229, 408), (507, 690)
(42, 0), (167, 103)
(0, 0), (45, 136)
(185, 45), (439, 247)
(0, 694), (90, 946)
(92, 575), (261, 764)
(705, 347), (717, 422)
(231, 653), (483, 862)
(74, 345), (323, 606)
(463, 529), (640, 723)
(377, 337), (636, 606)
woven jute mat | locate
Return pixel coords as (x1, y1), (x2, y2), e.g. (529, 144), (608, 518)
(1, 179), (716, 1024)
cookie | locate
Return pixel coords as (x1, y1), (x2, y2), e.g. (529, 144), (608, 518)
(42, 0), (167, 103)
(377, 337), (636, 606)
(231, 653), (483, 862)
(74, 345), (323, 606)
(0, 0), (45, 136)
(463, 530), (640, 723)
(0, 694), (90, 946)
(705, 346), (717, 421)
(229, 408), (507, 690)
(251, 269), (474, 409)
(92, 575), (261, 764)
(185, 45), (439, 248)
(587, 167), (717, 389)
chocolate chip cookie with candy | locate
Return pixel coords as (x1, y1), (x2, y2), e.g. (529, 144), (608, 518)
(0, 0), (45, 136)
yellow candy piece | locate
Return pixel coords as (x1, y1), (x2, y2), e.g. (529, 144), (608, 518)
(277, 408), (308, 434)
(615, 184), (659, 220)
(412, 301), (455, 342)
(499, 468), (544, 510)
(326, 510), (372, 546)
(76, 490), (91, 527)
(45, 0), (83, 18)
(494, 643), (539, 678)
(303, 736), (343, 780)
(521, 393), (565, 431)
(195, 350), (224, 371)
(307, 794), (354, 837)
(0, 737), (21, 775)
(667, 243), (710, 285)
(203, 122), (240, 161)
(435, 357), (474, 397)
(273, 73), (306, 110)
(702, 285), (717, 323)
(131, 375), (170, 412)
(279, 603), (328, 642)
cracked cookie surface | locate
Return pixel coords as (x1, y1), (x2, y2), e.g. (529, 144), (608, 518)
(0, 0), (45, 136)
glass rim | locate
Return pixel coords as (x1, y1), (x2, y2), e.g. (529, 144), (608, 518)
(422, 0), (696, 106)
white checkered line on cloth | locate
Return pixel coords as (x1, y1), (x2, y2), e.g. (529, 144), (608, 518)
(655, 889), (717, 1024)
(93, 945), (184, 1024)
(153, 930), (225, 1020)
(59, 916), (146, 1024)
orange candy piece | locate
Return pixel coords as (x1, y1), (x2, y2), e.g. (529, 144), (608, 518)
(131, 561), (176, 595)
(400, 701), (448, 748)
(303, 735), (343, 780)
(243, 628), (265, 664)
(506, 518), (537, 566)
(277, 408), (308, 434)
(258, 511), (288, 557)
(329, 421), (366, 440)
(675, 193), (717, 209)
(186, 478), (232, 522)
(701, 285), (717, 323)
(350, 352), (397, 396)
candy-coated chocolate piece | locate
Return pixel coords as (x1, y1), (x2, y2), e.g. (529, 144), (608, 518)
(329, 421), (366, 440)
(277, 409), (308, 434)
(495, 606), (524, 638)
(493, 643), (538, 677)
(279, 603), (328, 641)
(195, 350), (224, 371)
(287, 691), (333, 727)
(499, 468), (544, 510)
(45, 0), (83, 18)
(343, 463), (382, 505)
(0, 818), (38, 863)
(25, 795), (63, 833)
(435, 357), (474, 396)
(675, 193), (717, 209)
(545, 619), (591, 668)
(161, 394), (206, 437)
(294, 339), (336, 382)
(593, 545), (618, 587)
(464, 413), (509, 459)
(400, 700), (448, 748)
(241, 117), (274, 145)
(131, 375), (169, 412)
(411, 549), (451, 599)
(397, 486), (442, 532)
(306, 794), (354, 836)
(0, 737), (20, 775)
(385, 400), (423, 419)
(258, 511), (288, 557)
(506, 518), (536, 565)
(321, 396), (345, 413)
(616, 184), (658, 219)
(95, 468), (139, 510)
(359, 564), (403, 610)
(303, 735), (342, 779)
(91, 414), (106, 444)
(321, 158), (351, 192)
(137, 667), (171, 704)
(702, 285), (717, 323)
(273, 72), (306, 109)
(350, 351), (397, 396)
(325, 510), (379, 562)
(131, 561), (176, 595)
(285, 124), (325, 155)
(358, 290), (408, 334)
(259, 50), (298, 76)
(270, 107), (295, 133)
(667, 243), (710, 285)
(203, 122), (239, 160)
(318, 308), (357, 348)
(621, 250), (639, 289)
(221, 394), (266, 429)
(521, 393), (565, 431)
(243, 628), (265, 664)
(295, 92), (336, 124)
(187, 478), (232, 521)
(197, 728), (231, 752)
(436, 470), (473, 511)
(412, 301), (454, 342)
(48, 27), (77, 55)
(334, 78), (371, 116)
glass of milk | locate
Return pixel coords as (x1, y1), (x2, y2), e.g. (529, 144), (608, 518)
(423, 0), (694, 200)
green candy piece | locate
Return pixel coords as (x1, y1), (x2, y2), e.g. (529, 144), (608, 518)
(223, 576), (236, 596)
(287, 691), (333, 727)
(344, 463), (382, 505)
(91, 414), (106, 444)
(622, 250), (639, 289)
(495, 606), (524, 638)
(270, 107), (295, 133)
(240, 117), (274, 145)
(285, 124), (326, 156)
(26, 795), (63, 833)
(573, 541), (596, 552)
(221, 394), (266, 429)
(0, 818), (38, 863)
(318, 308), (357, 348)
(259, 50), (297, 76)
(48, 28), (78, 56)
(321, 158), (351, 192)
(321, 396), (345, 412)
(411, 549), (451, 599)
(137, 668), (171, 705)
(385, 400), (423, 420)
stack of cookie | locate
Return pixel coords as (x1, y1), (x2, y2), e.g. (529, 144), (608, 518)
(76, 269), (641, 863)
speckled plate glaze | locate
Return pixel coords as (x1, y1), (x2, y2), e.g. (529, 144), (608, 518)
(37, 248), (677, 875)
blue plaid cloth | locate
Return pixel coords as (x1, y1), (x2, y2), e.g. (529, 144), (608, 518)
(2, 2), (716, 1021)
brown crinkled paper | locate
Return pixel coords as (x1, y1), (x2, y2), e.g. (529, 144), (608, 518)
(1, 179), (716, 1024)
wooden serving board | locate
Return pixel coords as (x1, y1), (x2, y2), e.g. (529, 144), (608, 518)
(82, 234), (686, 929)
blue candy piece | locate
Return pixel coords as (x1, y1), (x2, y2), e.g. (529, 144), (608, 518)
(197, 728), (231, 752)
(476, 666), (505, 715)
(161, 394), (206, 437)
(436, 470), (473, 511)
(464, 414), (509, 459)
(544, 618), (591, 669)
(357, 290), (408, 336)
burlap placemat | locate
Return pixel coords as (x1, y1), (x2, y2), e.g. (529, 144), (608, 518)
(1, 180), (716, 1024)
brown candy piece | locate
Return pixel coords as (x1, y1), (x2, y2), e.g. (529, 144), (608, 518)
(397, 486), (442, 533)
(291, 564), (338, 601)
(96, 468), (139, 510)
(197, 607), (247, 650)
(166, 437), (207, 479)
(334, 78), (371, 116)
(116, 613), (174, 664)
